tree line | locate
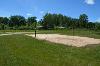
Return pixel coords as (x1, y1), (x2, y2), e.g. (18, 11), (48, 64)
(0, 15), (37, 30)
(0, 13), (100, 30)
(41, 13), (100, 30)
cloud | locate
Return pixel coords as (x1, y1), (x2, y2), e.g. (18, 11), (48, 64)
(40, 11), (44, 14)
(26, 13), (32, 16)
(85, 0), (95, 5)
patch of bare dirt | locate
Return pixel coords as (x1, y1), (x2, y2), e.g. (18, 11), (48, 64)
(26, 34), (100, 47)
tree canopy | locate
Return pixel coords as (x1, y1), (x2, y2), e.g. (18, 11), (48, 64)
(0, 13), (100, 30)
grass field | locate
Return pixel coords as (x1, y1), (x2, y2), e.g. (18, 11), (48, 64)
(0, 29), (100, 66)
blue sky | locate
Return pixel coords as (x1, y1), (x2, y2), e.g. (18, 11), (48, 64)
(0, 0), (100, 22)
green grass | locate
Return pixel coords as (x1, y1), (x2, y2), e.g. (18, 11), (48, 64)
(1, 29), (100, 38)
(0, 35), (100, 66)
(0, 32), (6, 34)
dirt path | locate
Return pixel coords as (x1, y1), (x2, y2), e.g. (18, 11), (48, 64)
(0, 32), (34, 36)
(26, 34), (100, 47)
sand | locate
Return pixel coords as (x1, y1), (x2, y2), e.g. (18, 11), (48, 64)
(26, 34), (100, 47)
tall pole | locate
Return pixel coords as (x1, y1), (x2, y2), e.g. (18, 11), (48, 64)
(35, 22), (37, 38)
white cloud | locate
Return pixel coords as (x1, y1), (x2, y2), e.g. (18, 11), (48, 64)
(26, 13), (32, 16)
(85, 0), (95, 5)
(40, 11), (44, 14)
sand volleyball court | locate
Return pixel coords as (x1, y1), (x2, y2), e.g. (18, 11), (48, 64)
(26, 34), (100, 47)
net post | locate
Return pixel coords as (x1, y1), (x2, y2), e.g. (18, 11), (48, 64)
(35, 22), (37, 38)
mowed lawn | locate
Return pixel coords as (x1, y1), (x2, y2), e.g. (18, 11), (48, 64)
(0, 34), (100, 66)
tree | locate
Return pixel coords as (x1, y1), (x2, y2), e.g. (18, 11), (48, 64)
(95, 22), (100, 30)
(42, 13), (79, 29)
(38, 19), (43, 26)
(0, 17), (4, 24)
(42, 13), (54, 29)
(0, 17), (5, 29)
(79, 14), (88, 28)
(9, 15), (26, 28)
(87, 22), (95, 30)
(3, 17), (9, 25)
(27, 17), (37, 26)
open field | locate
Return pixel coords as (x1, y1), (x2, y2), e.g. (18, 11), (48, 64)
(0, 34), (100, 66)
(0, 0), (100, 65)
(0, 29), (100, 66)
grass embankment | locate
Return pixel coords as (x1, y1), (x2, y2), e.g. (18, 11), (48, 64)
(0, 35), (100, 66)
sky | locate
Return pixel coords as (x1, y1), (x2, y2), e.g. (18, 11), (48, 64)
(0, 0), (100, 22)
